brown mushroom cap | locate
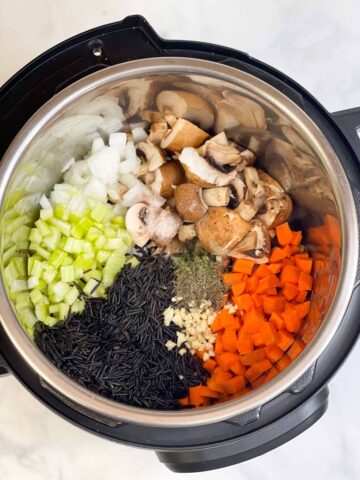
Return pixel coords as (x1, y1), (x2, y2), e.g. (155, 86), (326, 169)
(229, 220), (270, 263)
(151, 208), (182, 247)
(175, 183), (208, 223)
(151, 161), (186, 198)
(147, 122), (168, 145)
(257, 195), (293, 228)
(156, 90), (215, 130)
(136, 142), (167, 172)
(258, 170), (284, 198)
(196, 207), (251, 255)
(160, 118), (209, 152)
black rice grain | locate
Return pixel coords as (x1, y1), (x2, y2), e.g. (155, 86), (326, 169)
(34, 253), (207, 410)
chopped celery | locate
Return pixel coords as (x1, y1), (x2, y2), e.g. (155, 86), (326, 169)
(29, 228), (42, 243)
(49, 250), (68, 268)
(3, 245), (17, 265)
(60, 266), (75, 283)
(35, 246), (51, 260)
(49, 304), (60, 314)
(44, 316), (58, 327)
(27, 276), (40, 289)
(83, 270), (101, 281)
(96, 250), (111, 263)
(51, 281), (71, 301)
(71, 224), (85, 239)
(49, 217), (71, 236)
(29, 259), (43, 277)
(11, 279), (28, 293)
(35, 303), (48, 322)
(11, 225), (31, 244)
(125, 256), (140, 268)
(86, 226), (101, 241)
(54, 203), (69, 221)
(30, 289), (46, 305)
(83, 278), (100, 295)
(14, 292), (32, 308)
(40, 207), (53, 220)
(71, 298), (85, 314)
(95, 235), (106, 249)
(90, 203), (111, 222)
(41, 265), (57, 283)
(112, 216), (125, 227)
(35, 219), (52, 236)
(14, 257), (27, 277)
(64, 286), (79, 305)
(106, 238), (126, 251)
(58, 303), (70, 320)
(5, 261), (19, 283)
(74, 254), (95, 271)
(63, 237), (83, 254)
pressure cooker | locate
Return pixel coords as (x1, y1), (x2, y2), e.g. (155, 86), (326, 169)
(0, 16), (360, 472)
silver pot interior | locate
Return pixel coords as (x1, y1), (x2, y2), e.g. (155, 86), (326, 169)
(0, 59), (355, 427)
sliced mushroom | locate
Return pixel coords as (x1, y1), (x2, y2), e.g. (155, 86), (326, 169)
(196, 207), (251, 255)
(238, 149), (256, 166)
(214, 93), (266, 133)
(121, 181), (166, 208)
(125, 203), (160, 247)
(234, 200), (257, 222)
(107, 183), (128, 204)
(202, 187), (231, 207)
(258, 170), (284, 199)
(136, 142), (166, 172)
(160, 119), (209, 152)
(151, 207), (182, 247)
(244, 166), (266, 209)
(179, 147), (237, 188)
(175, 183), (208, 222)
(226, 125), (271, 157)
(150, 161), (186, 198)
(178, 223), (197, 242)
(257, 194), (293, 228)
(164, 236), (184, 256)
(117, 79), (157, 117)
(156, 90), (215, 130)
(139, 110), (166, 123)
(203, 141), (242, 167)
(229, 220), (270, 263)
(147, 122), (168, 146)
(228, 177), (246, 209)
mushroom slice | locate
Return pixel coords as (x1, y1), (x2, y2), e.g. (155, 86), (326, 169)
(175, 183), (208, 222)
(178, 224), (197, 242)
(147, 122), (168, 146)
(164, 236), (184, 256)
(156, 90), (215, 130)
(204, 141), (242, 167)
(117, 79), (157, 117)
(222, 91), (267, 129)
(196, 207), (251, 255)
(160, 119), (209, 152)
(228, 177), (246, 209)
(107, 183), (128, 204)
(244, 166), (266, 209)
(257, 194), (293, 228)
(136, 142), (166, 172)
(139, 110), (166, 123)
(150, 161), (186, 198)
(258, 170), (284, 199)
(235, 200), (257, 222)
(179, 147), (237, 188)
(229, 220), (270, 263)
(202, 187), (231, 207)
(151, 207), (182, 247)
(239, 149), (256, 166)
(226, 125), (271, 157)
(125, 203), (160, 247)
(121, 181), (166, 208)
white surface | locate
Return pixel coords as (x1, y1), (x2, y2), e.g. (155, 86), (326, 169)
(1, 1), (360, 479)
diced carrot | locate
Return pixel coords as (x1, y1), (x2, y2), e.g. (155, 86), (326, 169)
(277, 354), (291, 371)
(277, 330), (294, 351)
(265, 366), (279, 383)
(245, 276), (259, 292)
(217, 310), (238, 329)
(243, 310), (265, 333)
(296, 290), (308, 303)
(224, 375), (246, 394)
(282, 245), (292, 258)
(213, 368), (233, 383)
(295, 258), (313, 274)
(281, 265), (301, 284)
(251, 375), (266, 389)
(189, 386), (205, 406)
(298, 271), (313, 291)
(179, 396), (190, 406)
(254, 264), (272, 278)
(294, 252), (309, 260)
(256, 275), (280, 294)
(324, 214), (341, 248)
(218, 352), (239, 371)
(207, 377), (225, 393)
(259, 322), (278, 345)
(233, 258), (255, 275)
(211, 314), (223, 333)
(251, 294), (263, 308)
(265, 345), (283, 362)
(291, 230), (303, 246)
(295, 301), (311, 319)
(237, 336), (254, 355)
(263, 296), (285, 314)
(252, 358), (272, 374)
(268, 263), (283, 274)
(222, 329), (238, 353)
(282, 256), (295, 267)
(232, 281), (246, 297)
(290, 245), (300, 254)
(266, 288), (278, 296)
(230, 359), (245, 376)
(198, 386), (221, 399)
(215, 336), (224, 355)
(276, 223), (293, 246)
(203, 358), (217, 372)
(251, 332), (265, 347)
(287, 339), (305, 360)
(240, 348), (266, 366)
(282, 306), (301, 332)
(233, 294), (255, 312)
(282, 284), (299, 301)
(270, 311), (285, 330)
(223, 273), (244, 285)
(270, 247), (287, 263)
(245, 365), (262, 382)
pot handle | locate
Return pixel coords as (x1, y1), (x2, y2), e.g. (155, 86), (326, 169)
(332, 107), (360, 160)
(156, 386), (329, 473)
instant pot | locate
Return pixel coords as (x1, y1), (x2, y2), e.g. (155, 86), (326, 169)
(1, 16), (360, 472)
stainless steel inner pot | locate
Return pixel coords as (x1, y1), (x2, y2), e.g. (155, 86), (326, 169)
(0, 58), (357, 427)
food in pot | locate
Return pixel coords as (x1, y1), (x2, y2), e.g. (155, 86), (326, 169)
(4, 85), (333, 411)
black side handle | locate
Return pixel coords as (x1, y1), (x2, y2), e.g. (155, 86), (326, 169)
(332, 107), (360, 161)
(156, 386), (329, 473)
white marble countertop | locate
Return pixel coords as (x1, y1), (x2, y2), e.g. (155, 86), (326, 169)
(1, 1), (360, 479)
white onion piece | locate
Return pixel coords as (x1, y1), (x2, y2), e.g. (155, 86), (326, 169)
(39, 194), (52, 209)
(91, 137), (105, 154)
(109, 132), (127, 159)
(118, 155), (141, 175)
(119, 174), (141, 189)
(63, 160), (91, 187)
(67, 193), (88, 214)
(61, 157), (75, 173)
(131, 127), (148, 143)
(82, 176), (107, 202)
(121, 182), (166, 208)
(87, 146), (120, 186)
(112, 203), (127, 217)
